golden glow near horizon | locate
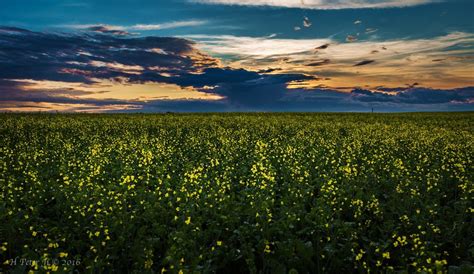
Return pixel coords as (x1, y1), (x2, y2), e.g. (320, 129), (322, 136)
(0, 101), (141, 113)
(2, 79), (223, 112)
(87, 80), (223, 101)
(10, 78), (223, 100)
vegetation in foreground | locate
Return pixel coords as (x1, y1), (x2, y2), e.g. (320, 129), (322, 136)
(0, 113), (473, 273)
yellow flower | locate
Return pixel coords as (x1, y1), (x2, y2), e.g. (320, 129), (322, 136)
(382, 252), (390, 259)
(355, 249), (365, 261)
(51, 264), (59, 271)
(217, 241), (222, 246)
(59, 252), (68, 258)
(185, 217), (191, 225)
(264, 244), (271, 253)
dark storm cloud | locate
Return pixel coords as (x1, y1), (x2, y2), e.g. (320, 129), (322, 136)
(0, 26), (203, 83)
(133, 86), (474, 112)
(0, 27), (318, 108)
(351, 87), (474, 104)
(206, 72), (314, 107)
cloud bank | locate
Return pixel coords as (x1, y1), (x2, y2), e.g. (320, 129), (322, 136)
(0, 27), (472, 112)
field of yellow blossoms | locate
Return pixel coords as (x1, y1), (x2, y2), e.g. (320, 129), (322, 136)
(1, 113), (473, 273)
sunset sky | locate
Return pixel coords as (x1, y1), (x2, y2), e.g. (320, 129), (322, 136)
(0, 0), (473, 112)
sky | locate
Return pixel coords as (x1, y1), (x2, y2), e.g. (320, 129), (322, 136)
(0, 0), (473, 112)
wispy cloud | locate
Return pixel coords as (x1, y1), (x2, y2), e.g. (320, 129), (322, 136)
(184, 34), (332, 57)
(186, 32), (473, 60)
(131, 20), (207, 30)
(61, 20), (208, 32)
(63, 24), (126, 30)
(190, 0), (440, 9)
(186, 32), (474, 89)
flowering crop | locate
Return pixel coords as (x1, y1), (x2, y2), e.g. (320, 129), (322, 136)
(0, 113), (473, 273)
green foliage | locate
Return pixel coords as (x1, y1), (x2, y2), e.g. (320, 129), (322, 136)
(0, 113), (473, 273)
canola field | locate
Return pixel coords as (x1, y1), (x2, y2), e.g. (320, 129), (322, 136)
(0, 113), (473, 273)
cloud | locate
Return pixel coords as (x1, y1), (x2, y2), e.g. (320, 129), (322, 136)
(0, 79), (141, 111)
(63, 24), (126, 31)
(303, 16), (312, 28)
(184, 34), (332, 57)
(315, 43), (330, 50)
(0, 101), (141, 113)
(131, 21), (208, 31)
(85, 25), (132, 36)
(307, 59), (331, 66)
(190, 0), (439, 9)
(0, 26), (212, 83)
(351, 87), (474, 104)
(61, 20), (207, 34)
(354, 60), (375, 66)
(365, 28), (378, 34)
(346, 35), (358, 42)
